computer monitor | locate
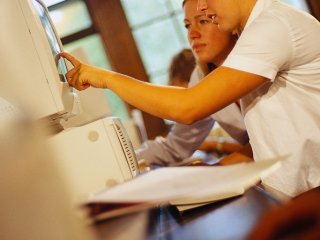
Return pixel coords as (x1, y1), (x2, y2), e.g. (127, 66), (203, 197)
(1, 0), (77, 121)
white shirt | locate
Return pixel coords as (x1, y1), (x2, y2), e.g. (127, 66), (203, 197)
(223, 0), (320, 197)
(136, 67), (248, 166)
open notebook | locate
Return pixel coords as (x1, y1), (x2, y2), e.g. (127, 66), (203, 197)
(84, 157), (284, 221)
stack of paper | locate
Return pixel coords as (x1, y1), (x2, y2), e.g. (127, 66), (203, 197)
(84, 158), (283, 220)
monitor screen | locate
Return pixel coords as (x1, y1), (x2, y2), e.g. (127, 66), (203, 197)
(1, 0), (76, 120)
(32, 0), (68, 83)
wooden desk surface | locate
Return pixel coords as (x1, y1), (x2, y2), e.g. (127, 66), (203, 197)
(95, 187), (279, 240)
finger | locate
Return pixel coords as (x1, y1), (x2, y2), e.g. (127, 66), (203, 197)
(60, 52), (81, 67)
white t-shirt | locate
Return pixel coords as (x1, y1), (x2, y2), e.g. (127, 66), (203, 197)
(223, 0), (320, 197)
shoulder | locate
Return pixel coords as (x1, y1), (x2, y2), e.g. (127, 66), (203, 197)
(222, 4), (298, 80)
(254, 1), (318, 35)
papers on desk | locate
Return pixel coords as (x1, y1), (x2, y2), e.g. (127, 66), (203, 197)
(84, 157), (283, 220)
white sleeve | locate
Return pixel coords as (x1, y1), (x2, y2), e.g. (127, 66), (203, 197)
(223, 15), (292, 80)
(135, 117), (215, 166)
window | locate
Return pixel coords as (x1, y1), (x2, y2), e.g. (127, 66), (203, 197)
(43, 0), (129, 120)
(47, 0), (92, 38)
(121, 0), (189, 85)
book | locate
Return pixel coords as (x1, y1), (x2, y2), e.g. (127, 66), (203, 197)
(84, 157), (284, 220)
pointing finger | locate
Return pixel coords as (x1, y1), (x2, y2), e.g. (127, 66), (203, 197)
(60, 52), (81, 67)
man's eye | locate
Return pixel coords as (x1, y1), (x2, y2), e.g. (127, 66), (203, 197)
(199, 19), (209, 24)
(184, 23), (191, 29)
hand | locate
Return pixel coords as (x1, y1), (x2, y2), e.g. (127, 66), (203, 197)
(247, 189), (320, 240)
(60, 52), (109, 91)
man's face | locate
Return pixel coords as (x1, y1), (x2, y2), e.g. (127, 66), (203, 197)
(197, 0), (243, 35)
(197, 0), (215, 19)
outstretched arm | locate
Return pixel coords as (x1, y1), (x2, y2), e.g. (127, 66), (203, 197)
(60, 52), (267, 124)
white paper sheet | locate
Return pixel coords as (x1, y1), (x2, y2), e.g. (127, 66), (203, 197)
(87, 157), (283, 206)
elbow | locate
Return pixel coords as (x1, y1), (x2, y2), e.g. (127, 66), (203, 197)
(174, 117), (193, 125)
(169, 90), (205, 124)
(177, 116), (198, 125)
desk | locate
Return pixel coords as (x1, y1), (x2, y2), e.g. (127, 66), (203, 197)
(95, 186), (279, 240)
